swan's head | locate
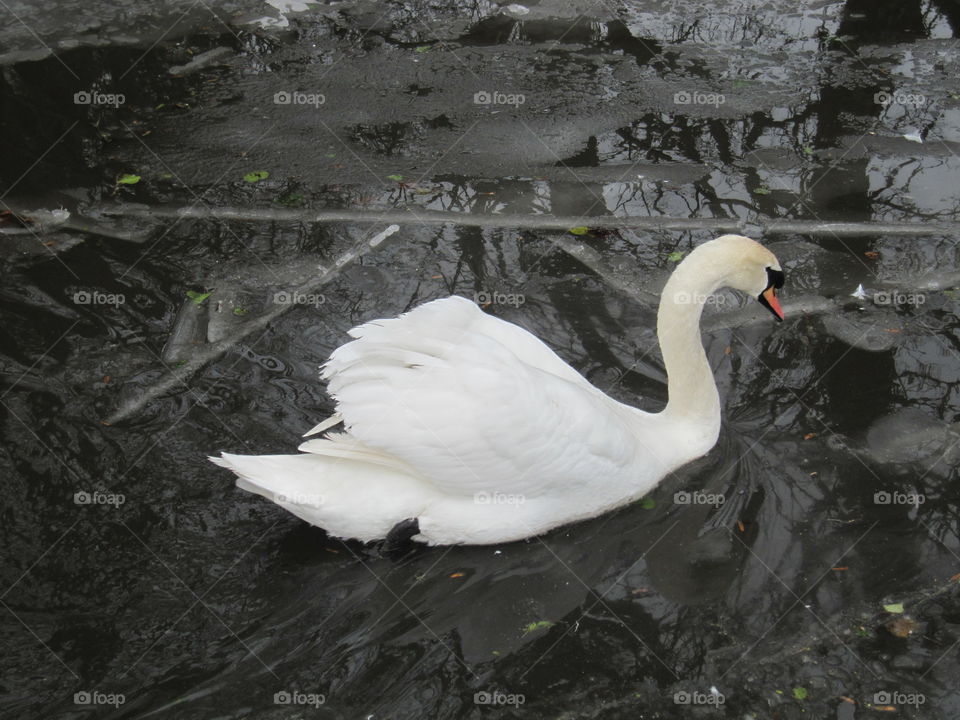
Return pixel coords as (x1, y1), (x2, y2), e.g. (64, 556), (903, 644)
(710, 234), (785, 322)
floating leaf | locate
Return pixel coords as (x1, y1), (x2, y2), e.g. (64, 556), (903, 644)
(233, 307), (248, 316)
(387, 174), (404, 182)
(243, 170), (269, 183)
(792, 687), (808, 700)
(117, 173), (141, 185)
(186, 290), (212, 305)
(753, 186), (772, 195)
(640, 497), (655, 509)
(414, 45), (432, 53)
(667, 251), (684, 262)
(568, 226), (590, 235)
(883, 602), (904, 614)
(522, 620), (554, 635)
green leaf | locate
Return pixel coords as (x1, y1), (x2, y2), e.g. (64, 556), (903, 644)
(186, 290), (212, 305)
(491, 650), (500, 656)
(792, 687), (808, 700)
(414, 45), (432, 53)
(325, 153), (336, 158)
(667, 251), (685, 262)
(640, 497), (656, 509)
(522, 620), (554, 635)
(753, 186), (772, 195)
(883, 602), (904, 614)
(117, 173), (141, 185)
(387, 174), (404, 182)
(802, 146), (814, 156)
(243, 170), (270, 183)
(233, 307), (248, 316)
(568, 226), (590, 235)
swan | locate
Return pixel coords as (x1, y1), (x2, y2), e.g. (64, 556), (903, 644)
(210, 234), (784, 546)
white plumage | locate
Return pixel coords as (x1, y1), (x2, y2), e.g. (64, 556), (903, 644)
(211, 235), (784, 545)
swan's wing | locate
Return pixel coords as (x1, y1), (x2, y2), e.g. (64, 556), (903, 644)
(305, 296), (640, 497)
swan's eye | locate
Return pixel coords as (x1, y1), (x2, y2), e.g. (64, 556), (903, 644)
(765, 267), (785, 289)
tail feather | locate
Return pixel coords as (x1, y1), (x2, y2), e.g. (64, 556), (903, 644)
(210, 447), (431, 542)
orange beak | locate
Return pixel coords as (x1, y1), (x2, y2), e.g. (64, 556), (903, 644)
(760, 285), (784, 321)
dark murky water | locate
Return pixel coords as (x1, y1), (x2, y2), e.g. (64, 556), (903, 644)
(2, 1), (960, 719)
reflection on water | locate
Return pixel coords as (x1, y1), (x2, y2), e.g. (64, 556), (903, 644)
(1, 0), (960, 719)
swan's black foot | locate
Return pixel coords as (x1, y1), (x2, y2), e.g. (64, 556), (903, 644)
(381, 517), (421, 558)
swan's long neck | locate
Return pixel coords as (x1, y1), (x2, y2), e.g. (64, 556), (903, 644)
(656, 253), (725, 427)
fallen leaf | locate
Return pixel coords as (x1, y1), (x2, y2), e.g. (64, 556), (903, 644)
(640, 497), (655, 509)
(667, 251), (685, 262)
(874, 705), (896, 712)
(792, 687), (808, 700)
(186, 290), (212, 305)
(883, 602), (904, 614)
(387, 174), (404, 182)
(243, 170), (269, 183)
(864, 251), (880, 259)
(102, 376), (110, 384)
(724, 346), (732, 355)
(832, 566), (848, 571)
(431, 274), (443, 279)
(414, 45), (432, 53)
(753, 186), (772, 195)
(950, 572), (960, 583)
(737, 520), (745, 532)
(522, 620), (554, 635)
(449, 572), (465, 578)
(885, 616), (920, 638)
(804, 433), (817, 440)
(117, 173), (141, 185)
(233, 307), (248, 316)
(568, 226), (590, 236)
(840, 696), (855, 704)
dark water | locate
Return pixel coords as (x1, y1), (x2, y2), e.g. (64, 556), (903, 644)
(2, 1), (960, 719)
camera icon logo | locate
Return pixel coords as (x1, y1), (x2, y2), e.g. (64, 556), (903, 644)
(73, 91), (92, 105)
(274, 91), (292, 105)
(874, 491), (892, 505)
(674, 491), (691, 505)
(474, 90), (492, 104)
(673, 91), (692, 104)
(873, 92), (891, 106)
(74, 491), (92, 505)
(674, 691), (691, 704)
(73, 290), (92, 304)
(74, 691), (92, 705)
(274, 690), (291, 704)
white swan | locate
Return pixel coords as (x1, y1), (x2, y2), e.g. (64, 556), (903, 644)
(210, 234), (784, 546)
